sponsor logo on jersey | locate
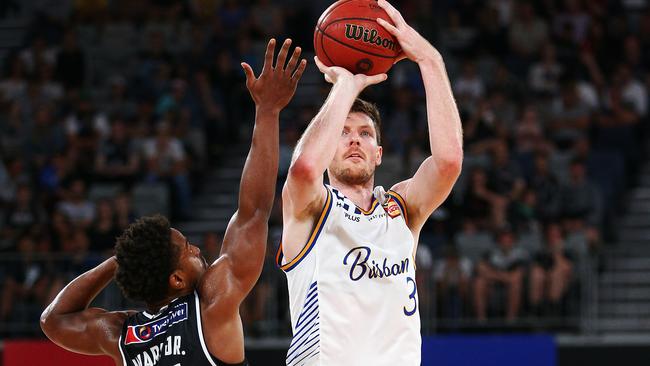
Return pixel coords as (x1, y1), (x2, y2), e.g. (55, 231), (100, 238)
(384, 199), (401, 219)
(124, 302), (188, 345)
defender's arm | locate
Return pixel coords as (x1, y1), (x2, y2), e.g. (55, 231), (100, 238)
(40, 257), (127, 362)
(201, 39), (306, 308)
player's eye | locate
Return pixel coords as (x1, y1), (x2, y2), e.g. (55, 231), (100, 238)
(361, 131), (370, 137)
(342, 130), (349, 136)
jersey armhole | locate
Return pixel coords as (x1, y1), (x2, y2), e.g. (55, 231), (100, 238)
(387, 190), (409, 225)
(276, 188), (333, 272)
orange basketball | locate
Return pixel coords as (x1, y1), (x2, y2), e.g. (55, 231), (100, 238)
(314, 0), (401, 76)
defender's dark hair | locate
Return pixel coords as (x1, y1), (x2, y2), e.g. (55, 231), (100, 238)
(115, 215), (178, 304)
(350, 98), (382, 144)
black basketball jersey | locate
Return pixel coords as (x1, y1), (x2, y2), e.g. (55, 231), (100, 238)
(118, 291), (247, 366)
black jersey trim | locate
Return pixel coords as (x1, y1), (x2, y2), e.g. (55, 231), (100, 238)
(194, 291), (219, 366)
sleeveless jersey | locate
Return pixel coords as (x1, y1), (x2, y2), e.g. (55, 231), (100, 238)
(276, 185), (421, 366)
(118, 291), (245, 366)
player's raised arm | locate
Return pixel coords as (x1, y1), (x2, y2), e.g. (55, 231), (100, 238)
(40, 257), (129, 363)
(281, 58), (386, 261)
(199, 39), (306, 307)
(377, 0), (463, 233)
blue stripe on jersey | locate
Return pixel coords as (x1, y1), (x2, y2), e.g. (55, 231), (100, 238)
(287, 281), (319, 366)
(291, 349), (320, 366)
(287, 334), (320, 366)
(287, 325), (319, 359)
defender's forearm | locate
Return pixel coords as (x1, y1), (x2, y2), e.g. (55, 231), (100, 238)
(237, 106), (280, 218)
(42, 257), (117, 317)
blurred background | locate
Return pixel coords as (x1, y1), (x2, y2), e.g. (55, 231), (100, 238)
(0, 0), (648, 365)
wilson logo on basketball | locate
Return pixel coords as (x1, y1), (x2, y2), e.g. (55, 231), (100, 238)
(344, 24), (396, 51)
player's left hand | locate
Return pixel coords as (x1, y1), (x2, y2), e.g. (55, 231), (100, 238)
(375, 0), (440, 64)
(241, 38), (307, 113)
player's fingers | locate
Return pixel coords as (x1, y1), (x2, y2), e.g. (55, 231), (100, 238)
(286, 46), (302, 74)
(262, 38), (276, 72)
(291, 59), (307, 82)
(314, 56), (328, 74)
(275, 38), (292, 70)
(377, 0), (406, 27)
(365, 73), (388, 86)
(241, 62), (256, 85)
(376, 18), (399, 36)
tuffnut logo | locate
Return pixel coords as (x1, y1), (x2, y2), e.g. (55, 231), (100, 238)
(344, 24), (396, 51)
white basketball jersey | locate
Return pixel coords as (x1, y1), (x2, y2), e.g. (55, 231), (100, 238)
(276, 185), (421, 366)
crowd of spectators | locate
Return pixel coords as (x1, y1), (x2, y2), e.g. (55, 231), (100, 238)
(0, 0), (648, 337)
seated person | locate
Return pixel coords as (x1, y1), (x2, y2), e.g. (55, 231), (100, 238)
(434, 246), (472, 319)
(473, 227), (528, 321)
(528, 222), (574, 316)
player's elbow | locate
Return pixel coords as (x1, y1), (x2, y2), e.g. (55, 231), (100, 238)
(288, 157), (321, 184)
(40, 306), (56, 336)
(436, 150), (463, 177)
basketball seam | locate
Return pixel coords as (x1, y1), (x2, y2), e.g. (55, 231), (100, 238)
(317, 23), (397, 59)
(319, 29), (335, 66)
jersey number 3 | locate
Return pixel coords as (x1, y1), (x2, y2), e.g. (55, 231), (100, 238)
(403, 276), (417, 316)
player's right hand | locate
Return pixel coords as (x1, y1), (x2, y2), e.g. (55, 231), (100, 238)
(314, 56), (386, 90)
(241, 38), (307, 113)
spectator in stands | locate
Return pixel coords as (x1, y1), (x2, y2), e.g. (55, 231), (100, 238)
(143, 121), (192, 219)
(548, 80), (592, 145)
(434, 246), (472, 320)
(87, 199), (120, 255)
(487, 140), (526, 227)
(28, 103), (66, 161)
(0, 234), (62, 326)
(560, 158), (602, 232)
(94, 118), (140, 185)
(55, 29), (85, 90)
(64, 94), (108, 173)
(2, 184), (47, 240)
(529, 152), (562, 221)
(113, 191), (136, 230)
(202, 232), (222, 264)
(0, 55), (27, 102)
(100, 75), (137, 121)
(508, 188), (539, 233)
(0, 158), (30, 204)
(528, 42), (563, 96)
(462, 167), (501, 229)
(474, 227), (528, 321)
(529, 222), (574, 317)
(56, 179), (95, 229)
(454, 60), (485, 103)
(508, 2), (548, 74)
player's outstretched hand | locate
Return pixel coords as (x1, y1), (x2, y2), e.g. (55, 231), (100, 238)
(375, 0), (439, 64)
(314, 56), (386, 90)
(241, 38), (307, 113)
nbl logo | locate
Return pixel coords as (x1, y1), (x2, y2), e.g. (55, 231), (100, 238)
(124, 303), (188, 345)
(137, 325), (152, 340)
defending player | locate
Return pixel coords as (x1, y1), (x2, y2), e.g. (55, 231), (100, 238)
(277, 1), (463, 364)
(40, 39), (306, 366)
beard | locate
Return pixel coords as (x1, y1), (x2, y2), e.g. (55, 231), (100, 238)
(330, 163), (375, 186)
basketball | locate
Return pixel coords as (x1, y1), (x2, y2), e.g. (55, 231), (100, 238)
(314, 0), (401, 76)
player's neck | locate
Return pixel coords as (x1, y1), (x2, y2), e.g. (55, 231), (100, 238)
(146, 289), (193, 313)
(329, 176), (375, 211)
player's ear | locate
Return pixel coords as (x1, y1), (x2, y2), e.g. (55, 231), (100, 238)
(169, 270), (186, 291)
(375, 146), (383, 166)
